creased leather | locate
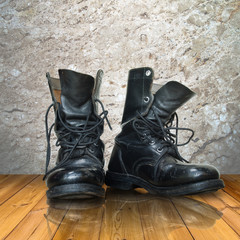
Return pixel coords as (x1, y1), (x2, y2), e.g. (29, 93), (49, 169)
(59, 69), (96, 125)
(147, 81), (196, 122)
(108, 67), (220, 188)
(47, 69), (105, 189)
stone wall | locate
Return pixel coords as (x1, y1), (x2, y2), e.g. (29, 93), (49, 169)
(0, 0), (239, 174)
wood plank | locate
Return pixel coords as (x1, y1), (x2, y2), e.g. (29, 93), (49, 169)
(222, 175), (240, 182)
(0, 175), (37, 205)
(222, 175), (240, 187)
(223, 186), (240, 202)
(221, 208), (240, 235)
(190, 190), (240, 235)
(137, 193), (193, 240)
(5, 196), (69, 240)
(221, 176), (240, 202)
(27, 201), (69, 240)
(99, 189), (145, 240)
(0, 176), (47, 239)
(178, 191), (240, 240)
(5, 196), (48, 240)
(0, 175), (8, 182)
(198, 190), (240, 211)
(53, 197), (104, 240)
(0, 175), (239, 240)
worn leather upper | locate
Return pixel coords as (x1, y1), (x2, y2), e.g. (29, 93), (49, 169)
(46, 69), (105, 188)
(108, 67), (220, 187)
(59, 69), (96, 125)
(147, 81), (196, 122)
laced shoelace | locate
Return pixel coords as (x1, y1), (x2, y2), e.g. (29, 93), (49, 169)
(43, 99), (112, 180)
(133, 109), (194, 163)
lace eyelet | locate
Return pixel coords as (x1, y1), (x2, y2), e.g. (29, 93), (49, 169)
(157, 147), (163, 153)
(149, 140), (155, 145)
(88, 148), (95, 153)
(144, 96), (150, 103)
(145, 70), (151, 76)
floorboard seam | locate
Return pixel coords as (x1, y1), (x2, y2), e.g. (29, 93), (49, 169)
(170, 198), (195, 240)
(0, 175), (40, 206)
(221, 215), (240, 237)
(3, 191), (46, 239)
(216, 191), (240, 238)
(50, 201), (72, 240)
(222, 188), (240, 203)
(97, 198), (105, 240)
(135, 192), (146, 240)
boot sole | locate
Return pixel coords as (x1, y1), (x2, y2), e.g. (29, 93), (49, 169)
(46, 183), (105, 199)
(105, 171), (225, 196)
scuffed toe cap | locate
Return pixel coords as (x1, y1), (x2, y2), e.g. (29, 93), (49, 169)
(46, 167), (105, 189)
(173, 162), (220, 185)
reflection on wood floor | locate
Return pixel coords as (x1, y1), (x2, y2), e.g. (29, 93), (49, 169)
(0, 175), (240, 240)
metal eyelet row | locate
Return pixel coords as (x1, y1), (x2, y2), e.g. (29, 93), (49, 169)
(143, 69), (151, 103)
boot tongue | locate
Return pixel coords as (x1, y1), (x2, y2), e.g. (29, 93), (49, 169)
(147, 81), (196, 123)
(59, 69), (95, 125)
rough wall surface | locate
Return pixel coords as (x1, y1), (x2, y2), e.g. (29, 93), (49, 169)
(0, 0), (239, 174)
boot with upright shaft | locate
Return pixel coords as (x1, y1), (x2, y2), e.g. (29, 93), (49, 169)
(106, 67), (224, 196)
(44, 69), (111, 199)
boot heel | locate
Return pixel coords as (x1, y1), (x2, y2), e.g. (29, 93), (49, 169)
(105, 171), (135, 190)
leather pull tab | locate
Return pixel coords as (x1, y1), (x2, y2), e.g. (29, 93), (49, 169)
(94, 69), (103, 100)
(46, 72), (61, 103)
(93, 69), (104, 114)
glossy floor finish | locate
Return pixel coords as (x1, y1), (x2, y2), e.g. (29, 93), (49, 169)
(0, 175), (239, 240)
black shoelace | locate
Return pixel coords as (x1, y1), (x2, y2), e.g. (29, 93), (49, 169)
(133, 109), (194, 163)
(43, 99), (112, 180)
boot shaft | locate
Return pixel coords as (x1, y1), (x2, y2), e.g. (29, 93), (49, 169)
(121, 67), (154, 125)
(46, 69), (103, 105)
(121, 67), (195, 125)
(44, 69), (108, 194)
(59, 69), (95, 123)
(47, 69), (104, 126)
(44, 69), (108, 199)
(45, 69), (106, 164)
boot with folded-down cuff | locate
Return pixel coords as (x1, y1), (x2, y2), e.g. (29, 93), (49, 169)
(106, 67), (224, 196)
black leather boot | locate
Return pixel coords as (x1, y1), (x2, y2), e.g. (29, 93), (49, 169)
(106, 67), (224, 196)
(44, 69), (111, 199)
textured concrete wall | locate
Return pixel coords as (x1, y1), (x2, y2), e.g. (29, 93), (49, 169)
(0, 0), (239, 174)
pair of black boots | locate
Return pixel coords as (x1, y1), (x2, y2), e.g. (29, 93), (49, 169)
(44, 67), (224, 199)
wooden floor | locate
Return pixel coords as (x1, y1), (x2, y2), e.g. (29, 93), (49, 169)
(0, 175), (240, 240)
